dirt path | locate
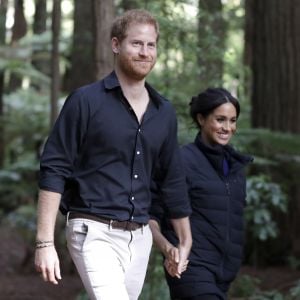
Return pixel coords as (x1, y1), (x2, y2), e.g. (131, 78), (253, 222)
(1, 266), (300, 299)
(0, 274), (84, 300)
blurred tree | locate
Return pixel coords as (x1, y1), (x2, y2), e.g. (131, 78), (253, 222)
(0, 0), (7, 168)
(11, 0), (27, 43)
(245, 0), (300, 134)
(63, 0), (114, 91)
(8, 0), (27, 91)
(33, 0), (47, 34)
(50, 0), (61, 126)
(122, 0), (140, 10)
(245, 0), (300, 259)
(197, 0), (225, 85)
(32, 0), (50, 82)
(93, 0), (114, 80)
(63, 0), (95, 91)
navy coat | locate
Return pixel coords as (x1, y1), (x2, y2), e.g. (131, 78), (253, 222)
(151, 134), (253, 299)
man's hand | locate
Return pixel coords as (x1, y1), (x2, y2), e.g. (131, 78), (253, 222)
(164, 245), (189, 278)
(35, 190), (61, 284)
(35, 246), (61, 284)
(149, 218), (190, 278)
(170, 217), (192, 278)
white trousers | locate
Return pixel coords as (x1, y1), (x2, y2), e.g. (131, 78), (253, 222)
(65, 218), (152, 300)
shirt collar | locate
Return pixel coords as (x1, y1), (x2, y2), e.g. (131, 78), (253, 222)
(103, 71), (164, 108)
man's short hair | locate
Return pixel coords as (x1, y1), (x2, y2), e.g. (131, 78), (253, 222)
(110, 9), (160, 42)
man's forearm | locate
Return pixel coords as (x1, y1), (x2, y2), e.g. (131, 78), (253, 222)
(149, 219), (174, 257)
(170, 216), (192, 276)
(36, 190), (61, 241)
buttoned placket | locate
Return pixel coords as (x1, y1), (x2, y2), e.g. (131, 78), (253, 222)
(123, 92), (159, 222)
(130, 125), (143, 221)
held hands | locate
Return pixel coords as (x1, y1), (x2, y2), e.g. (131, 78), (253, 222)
(34, 243), (61, 284)
(164, 246), (189, 278)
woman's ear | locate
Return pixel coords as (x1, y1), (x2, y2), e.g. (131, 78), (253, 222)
(196, 113), (204, 127)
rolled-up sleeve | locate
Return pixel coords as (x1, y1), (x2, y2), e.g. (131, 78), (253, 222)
(39, 90), (88, 194)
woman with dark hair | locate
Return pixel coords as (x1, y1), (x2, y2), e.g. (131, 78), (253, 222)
(149, 88), (253, 300)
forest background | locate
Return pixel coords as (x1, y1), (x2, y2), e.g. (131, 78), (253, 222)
(0, 0), (300, 299)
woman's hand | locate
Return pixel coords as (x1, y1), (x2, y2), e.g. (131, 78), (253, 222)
(164, 246), (189, 278)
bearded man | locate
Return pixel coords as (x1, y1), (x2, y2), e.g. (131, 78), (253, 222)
(34, 9), (192, 300)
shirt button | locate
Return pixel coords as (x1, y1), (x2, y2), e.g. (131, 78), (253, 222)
(138, 128), (141, 132)
(131, 216), (134, 220)
(131, 196), (135, 200)
(136, 151), (140, 155)
(134, 174), (138, 179)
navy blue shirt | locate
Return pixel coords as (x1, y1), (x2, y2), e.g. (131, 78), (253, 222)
(39, 71), (191, 223)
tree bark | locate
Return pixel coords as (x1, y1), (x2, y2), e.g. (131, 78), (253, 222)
(245, 0), (300, 133)
(11, 0), (27, 43)
(50, 0), (61, 127)
(32, 0), (49, 87)
(245, 0), (300, 260)
(93, 0), (114, 80)
(122, 0), (140, 10)
(33, 0), (47, 34)
(8, 0), (27, 91)
(0, 0), (7, 168)
(63, 0), (95, 92)
(197, 0), (225, 86)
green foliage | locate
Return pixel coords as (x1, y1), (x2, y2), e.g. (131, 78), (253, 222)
(244, 174), (288, 266)
(230, 274), (300, 300)
(287, 256), (300, 271)
(0, 169), (22, 214)
(3, 204), (37, 242)
(229, 274), (261, 298)
(3, 88), (50, 165)
(0, 161), (38, 214)
(250, 290), (285, 300)
(236, 128), (300, 157)
(289, 281), (300, 299)
(0, 87), (50, 214)
(147, 1), (199, 103)
(245, 175), (287, 241)
(75, 290), (89, 300)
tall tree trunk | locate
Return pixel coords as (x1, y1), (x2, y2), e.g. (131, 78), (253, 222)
(63, 0), (95, 92)
(197, 0), (225, 86)
(33, 0), (47, 33)
(122, 0), (140, 10)
(246, 0), (300, 133)
(93, 0), (114, 80)
(8, 0), (27, 91)
(32, 0), (49, 83)
(50, 0), (61, 127)
(11, 0), (27, 43)
(0, 0), (7, 168)
(245, 0), (300, 258)
(161, 3), (171, 90)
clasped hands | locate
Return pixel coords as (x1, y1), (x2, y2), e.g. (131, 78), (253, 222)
(164, 245), (189, 278)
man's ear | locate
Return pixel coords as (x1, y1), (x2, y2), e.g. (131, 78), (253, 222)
(111, 37), (120, 54)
